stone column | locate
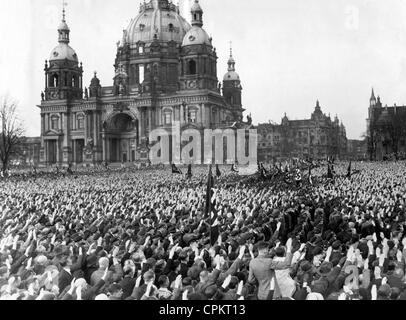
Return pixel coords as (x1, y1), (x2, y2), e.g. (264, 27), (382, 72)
(128, 138), (131, 162)
(44, 140), (48, 165)
(139, 108), (144, 144)
(106, 138), (110, 162)
(136, 65), (139, 85)
(148, 109), (152, 134)
(45, 114), (49, 132)
(158, 107), (162, 126)
(180, 103), (184, 125)
(201, 104), (205, 125)
(102, 135), (106, 162)
(56, 139), (60, 164)
(72, 140), (76, 164)
(41, 114), (45, 135)
(93, 111), (98, 144)
(84, 111), (88, 142)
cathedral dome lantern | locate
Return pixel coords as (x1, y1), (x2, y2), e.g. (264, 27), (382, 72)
(191, 0), (203, 27)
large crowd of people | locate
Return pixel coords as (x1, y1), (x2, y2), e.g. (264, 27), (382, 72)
(0, 161), (405, 300)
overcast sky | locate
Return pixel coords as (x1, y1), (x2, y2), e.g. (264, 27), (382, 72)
(1, 0), (406, 139)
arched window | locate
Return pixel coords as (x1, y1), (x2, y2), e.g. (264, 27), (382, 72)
(72, 76), (76, 87)
(50, 74), (59, 87)
(188, 108), (198, 123)
(51, 115), (59, 131)
(189, 60), (196, 75)
(189, 111), (197, 123)
(163, 109), (173, 125)
(139, 65), (145, 84)
(168, 23), (174, 32)
(77, 114), (85, 130)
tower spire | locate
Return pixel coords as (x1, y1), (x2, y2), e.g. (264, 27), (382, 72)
(62, 0), (68, 22)
(227, 41), (236, 72)
(58, 1), (70, 44)
(370, 87), (376, 101)
(191, 0), (203, 27)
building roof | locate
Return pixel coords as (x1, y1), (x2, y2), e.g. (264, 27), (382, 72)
(50, 43), (78, 62)
(182, 26), (212, 46)
(223, 71), (240, 81)
(124, 0), (191, 45)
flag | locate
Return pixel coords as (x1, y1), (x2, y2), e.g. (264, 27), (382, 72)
(347, 161), (352, 178)
(231, 164), (239, 173)
(186, 164), (192, 179)
(257, 161), (262, 172)
(205, 166), (219, 246)
(172, 163), (182, 174)
(215, 164), (222, 177)
(308, 166), (313, 185)
(327, 163), (333, 179)
(258, 161), (267, 179)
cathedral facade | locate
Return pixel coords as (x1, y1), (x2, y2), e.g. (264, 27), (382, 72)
(38, 0), (245, 166)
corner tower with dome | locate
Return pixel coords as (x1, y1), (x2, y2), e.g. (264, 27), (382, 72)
(38, 0), (248, 166)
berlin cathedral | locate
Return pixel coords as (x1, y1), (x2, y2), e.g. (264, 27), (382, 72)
(38, 0), (247, 166)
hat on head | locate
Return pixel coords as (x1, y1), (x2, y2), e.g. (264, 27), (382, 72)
(143, 270), (155, 282)
(378, 284), (391, 298)
(312, 246), (323, 256)
(332, 240), (341, 250)
(146, 257), (157, 267)
(74, 278), (87, 288)
(89, 226), (97, 234)
(306, 292), (324, 300)
(35, 255), (48, 266)
(300, 261), (313, 273)
(107, 283), (122, 294)
(183, 233), (197, 245)
(387, 240), (395, 250)
(319, 262), (333, 275)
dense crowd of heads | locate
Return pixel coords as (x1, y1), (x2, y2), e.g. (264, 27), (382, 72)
(0, 161), (406, 300)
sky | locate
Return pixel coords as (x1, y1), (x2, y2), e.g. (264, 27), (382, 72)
(1, 0), (406, 139)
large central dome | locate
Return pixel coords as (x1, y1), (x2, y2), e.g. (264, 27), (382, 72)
(124, 0), (191, 45)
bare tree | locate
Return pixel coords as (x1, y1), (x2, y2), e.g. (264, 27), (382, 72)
(0, 95), (25, 173)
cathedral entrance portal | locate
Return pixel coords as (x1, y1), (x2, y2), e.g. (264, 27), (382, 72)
(104, 113), (139, 163)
